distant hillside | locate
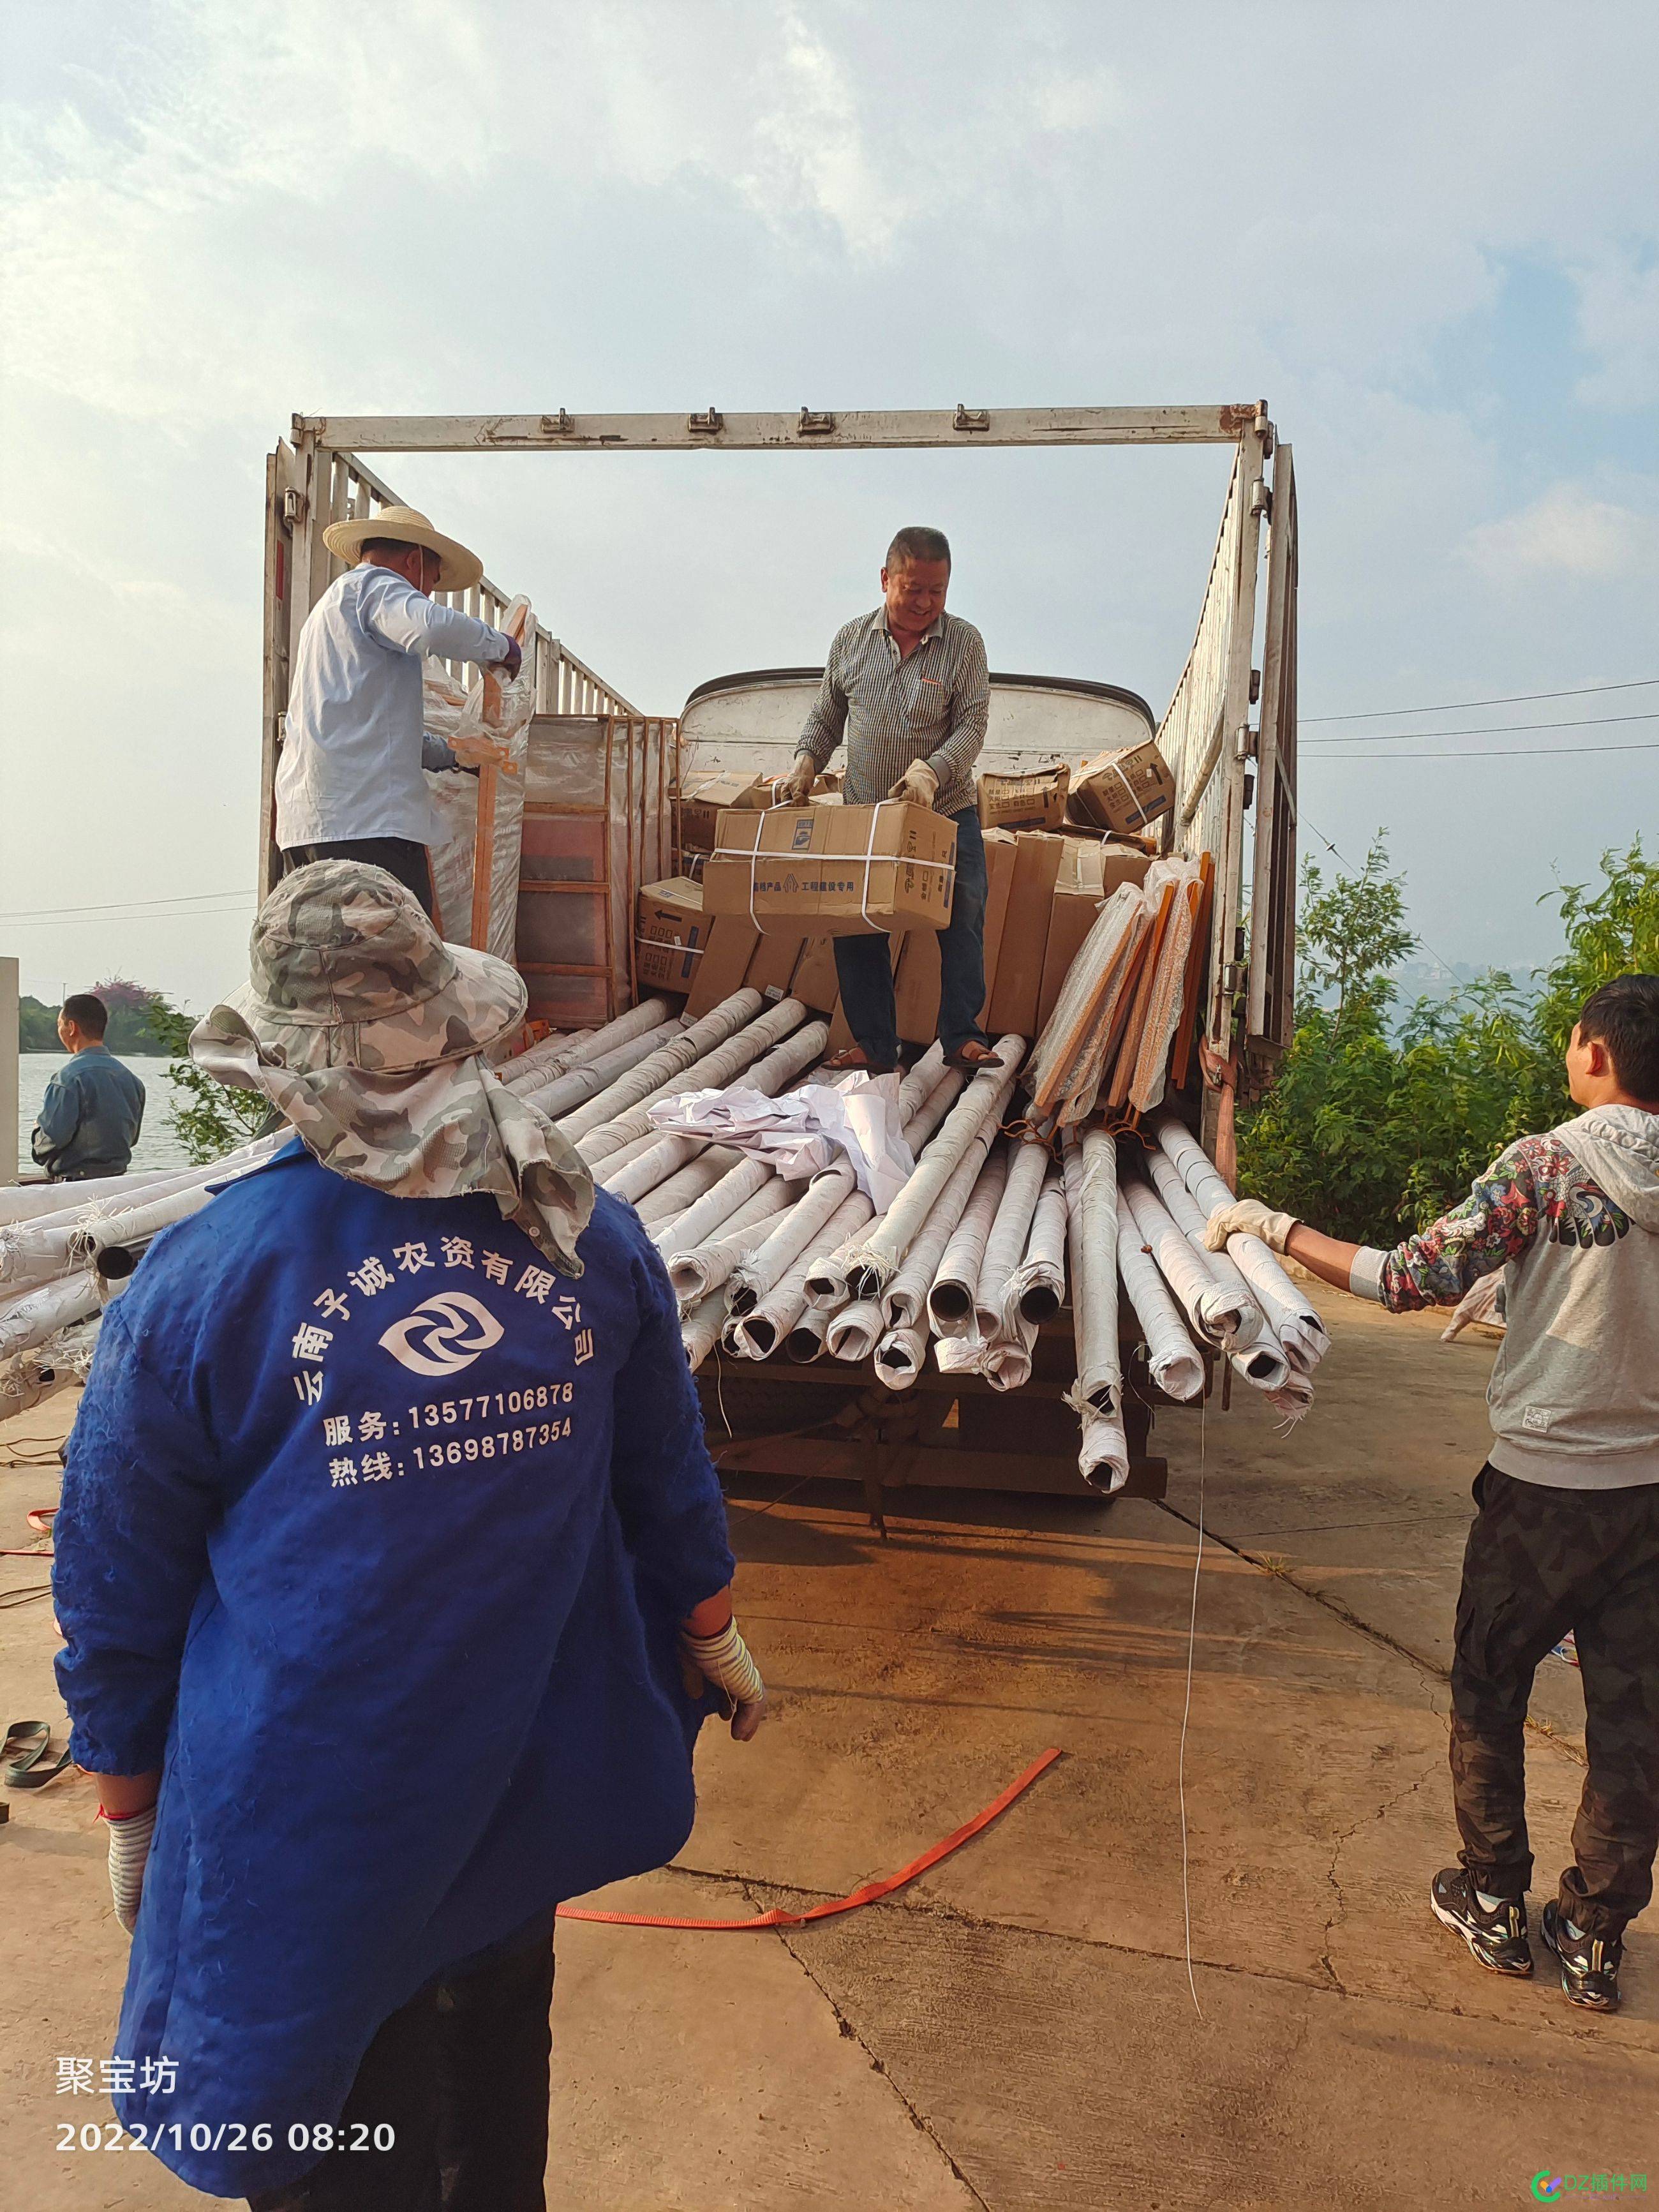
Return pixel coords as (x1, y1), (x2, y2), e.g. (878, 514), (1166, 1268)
(17, 987), (173, 1056)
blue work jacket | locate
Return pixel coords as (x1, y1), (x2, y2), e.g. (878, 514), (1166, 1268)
(52, 1141), (734, 2197)
(31, 1045), (146, 1178)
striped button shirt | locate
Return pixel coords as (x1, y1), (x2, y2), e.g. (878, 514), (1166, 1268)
(795, 607), (990, 818)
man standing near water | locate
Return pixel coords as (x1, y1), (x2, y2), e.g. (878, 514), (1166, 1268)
(782, 526), (997, 1075)
(274, 504), (524, 920)
(30, 992), (145, 1181)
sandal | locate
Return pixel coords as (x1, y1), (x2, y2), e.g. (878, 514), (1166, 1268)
(3, 1719), (72, 1790)
(944, 1040), (1001, 1070)
(819, 1046), (898, 1075)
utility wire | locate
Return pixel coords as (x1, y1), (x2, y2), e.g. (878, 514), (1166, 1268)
(0, 891), (257, 926)
(1302, 712), (1659, 749)
(1302, 676), (1659, 724)
(1307, 739), (1659, 762)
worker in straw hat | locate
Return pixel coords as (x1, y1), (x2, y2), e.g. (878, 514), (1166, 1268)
(51, 860), (768, 2208)
(274, 505), (525, 920)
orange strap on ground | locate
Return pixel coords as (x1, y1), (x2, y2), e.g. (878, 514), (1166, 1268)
(556, 1746), (1062, 1931)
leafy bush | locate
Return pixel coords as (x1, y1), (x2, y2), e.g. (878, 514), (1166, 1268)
(1238, 839), (1659, 1245)
(144, 998), (271, 1165)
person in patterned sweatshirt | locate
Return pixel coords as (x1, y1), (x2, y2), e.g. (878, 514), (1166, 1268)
(1205, 973), (1659, 2013)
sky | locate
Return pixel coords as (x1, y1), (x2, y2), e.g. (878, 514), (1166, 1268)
(2, 0), (1656, 1015)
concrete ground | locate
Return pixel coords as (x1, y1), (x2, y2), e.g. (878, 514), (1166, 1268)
(3, 1289), (1655, 2209)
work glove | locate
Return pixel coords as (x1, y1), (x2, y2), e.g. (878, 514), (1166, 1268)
(777, 755), (817, 807)
(1202, 1198), (1298, 1254)
(105, 1802), (158, 1936)
(491, 637), (523, 682)
(888, 758), (939, 809)
(680, 1618), (769, 1742)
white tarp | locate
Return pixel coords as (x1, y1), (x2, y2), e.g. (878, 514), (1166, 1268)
(645, 1074), (914, 1210)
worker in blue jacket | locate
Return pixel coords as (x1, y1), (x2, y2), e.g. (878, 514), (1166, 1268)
(52, 861), (767, 2209)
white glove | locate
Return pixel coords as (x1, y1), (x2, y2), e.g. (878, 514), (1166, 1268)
(680, 1618), (768, 1742)
(1202, 1198), (1298, 1254)
(888, 759), (939, 808)
(105, 1804), (157, 1935)
(778, 756), (817, 806)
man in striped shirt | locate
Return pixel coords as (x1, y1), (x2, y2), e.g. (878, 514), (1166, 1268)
(783, 526), (996, 1073)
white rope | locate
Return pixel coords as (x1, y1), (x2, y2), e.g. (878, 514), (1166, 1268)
(1179, 1392), (1206, 2020)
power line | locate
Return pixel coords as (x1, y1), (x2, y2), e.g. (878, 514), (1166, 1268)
(1302, 676), (1659, 724)
(1302, 711), (1659, 749)
(1307, 739), (1659, 761)
(1297, 808), (1463, 978)
(0, 889), (256, 925)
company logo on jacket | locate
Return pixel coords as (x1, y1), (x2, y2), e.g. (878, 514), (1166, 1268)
(379, 1292), (505, 1377)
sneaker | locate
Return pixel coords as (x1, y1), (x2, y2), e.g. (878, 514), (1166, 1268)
(1541, 1901), (1622, 2012)
(1429, 1867), (1533, 1977)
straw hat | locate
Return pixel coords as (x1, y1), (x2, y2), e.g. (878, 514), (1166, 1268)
(322, 504), (484, 594)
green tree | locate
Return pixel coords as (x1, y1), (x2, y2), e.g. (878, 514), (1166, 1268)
(1297, 835), (1416, 1025)
(145, 998), (270, 1165)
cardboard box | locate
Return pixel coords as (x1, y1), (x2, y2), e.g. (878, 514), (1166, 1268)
(634, 876), (708, 995)
(976, 828), (1018, 1029)
(791, 938), (841, 1013)
(893, 928), (942, 1047)
(744, 929), (807, 1000)
(978, 762), (1070, 835)
(986, 833), (1064, 1038)
(684, 913), (759, 1019)
(1067, 740), (1175, 835)
(703, 802), (958, 938)
(678, 772), (770, 857)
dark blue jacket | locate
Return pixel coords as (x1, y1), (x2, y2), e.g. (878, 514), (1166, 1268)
(31, 1045), (146, 1178)
(52, 1141), (733, 2197)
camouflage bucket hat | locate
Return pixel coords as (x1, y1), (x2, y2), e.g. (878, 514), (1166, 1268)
(190, 863), (593, 1275)
(213, 861), (526, 1073)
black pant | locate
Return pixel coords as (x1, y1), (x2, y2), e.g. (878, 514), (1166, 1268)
(1451, 1463), (1659, 1939)
(248, 1917), (555, 2211)
(833, 805), (988, 1067)
(282, 839), (436, 922)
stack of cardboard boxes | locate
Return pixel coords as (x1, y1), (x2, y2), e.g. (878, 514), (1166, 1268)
(636, 740), (1171, 1044)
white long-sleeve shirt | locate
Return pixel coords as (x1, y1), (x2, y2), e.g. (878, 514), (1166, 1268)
(274, 565), (513, 848)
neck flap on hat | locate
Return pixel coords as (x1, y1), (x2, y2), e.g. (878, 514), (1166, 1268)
(192, 1008), (594, 1277)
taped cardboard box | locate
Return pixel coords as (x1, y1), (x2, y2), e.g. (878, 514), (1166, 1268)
(1068, 739), (1175, 835)
(791, 938), (841, 1013)
(978, 761), (1070, 834)
(679, 772), (770, 858)
(745, 929), (807, 999)
(976, 828), (1018, 1029)
(635, 877), (708, 995)
(986, 832), (1064, 1038)
(683, 914), (759, 1019)
(704, 801), (957, 938)
(1037, 841), (1150, 1032)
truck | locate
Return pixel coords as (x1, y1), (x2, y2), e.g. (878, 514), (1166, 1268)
(259, 405), (1299, 1514)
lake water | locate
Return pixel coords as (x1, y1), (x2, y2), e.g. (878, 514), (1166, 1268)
(12, 1053), (195, 1179)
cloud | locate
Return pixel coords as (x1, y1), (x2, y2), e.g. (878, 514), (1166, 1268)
(1463, 483), (1659, 581)
(1569, 245), (1659, 410)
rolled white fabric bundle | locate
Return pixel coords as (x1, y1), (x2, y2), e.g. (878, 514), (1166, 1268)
(0, 1271), (101, 1361)
(981, 1316), (1036, 1392)
(1002, 1169), (1068, 1331)
(602, 1132), (703, 1204)
(896, 1042), (948, 1119)
(900, 1065), (969, 1149)
(1264, 1368), (1315, 1422)
(729, 1167), (855, 1315)
(523, 1021), (683, 1120)
(736, 1188), (869, 1354)
(785, 1305), (834, 1361)
(78, 1179), (234, 1269)
(1062, 1128), (1121, 1416)
(872, 1321), (928, 1390)
(655, 1156), (783, 1262)
(1152, 1114), (1330, 1368)
(1120, 1177), (1249, 1350)
(801, 1194), (879, 1310)
(1115, 1193), (1205, 1401)
(1230, 1336), (1291, 1391)
(881, 1139), (990, 1331)
(667, 1183), (796, 1306)
(973, 1137), (1050, 1340)
(1078, 1405), (1130, 1494)
(505, 999), (670, 1090)
(844, 1040), (1024, 1301)
(634, 1147), (745, 1228)
(576, 999), (808, 1165)
(806, 1063), (971, 1312)
(1144, 1148), (1265, 1352)
(824, 1296), (886, 1363)
(0, 1158), (208, 1229)
(1, 1138), (288, 1282)
(934, 1332), (988, 1377)
(559, 990), (764, 1142)
(928, 1147), (1008, 1337)
(681, 1286), (730, 1372)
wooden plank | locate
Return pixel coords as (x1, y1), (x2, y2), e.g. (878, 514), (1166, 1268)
(1248, 442), (1297, 1048)
(297, 405), (1263, 454)
(712, 1434), (1167, 1502)
(1209, 423), (1269, 1050)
